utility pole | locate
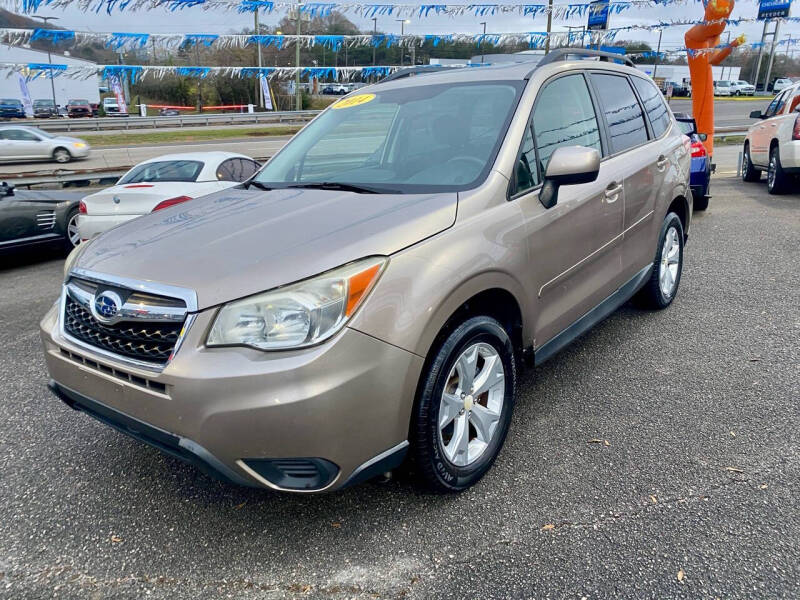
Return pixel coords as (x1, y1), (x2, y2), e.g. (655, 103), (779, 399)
(195, 43), (202, 112)
(372, 18), (377, 66)
(396, 19), (408, 66)
(295, 0), (302, 111)
(763, 19), (781, 94)
(31, 15), (59, 109)
(753, 19), (769, 88)
(545, 0), (553, 54)
(652, 28), (663, 80)
(254, 8), (263, 108)
(480, 21), (486, 64)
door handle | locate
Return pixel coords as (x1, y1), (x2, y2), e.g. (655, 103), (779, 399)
(656, 155), (669, 171)
(604, 182), (622, 203)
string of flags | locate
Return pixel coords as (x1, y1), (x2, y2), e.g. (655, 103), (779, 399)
(2, 0), (717, 18)
(7, 16), (800, 54)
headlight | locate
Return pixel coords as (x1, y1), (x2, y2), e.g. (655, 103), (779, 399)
(63, 238), (91, 279)
(73, 142), (87, 149)
(207, 257), (387, 351)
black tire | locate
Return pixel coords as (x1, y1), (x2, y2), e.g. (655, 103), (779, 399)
(411, 316), (517, 493)
(693, 194), (709, 211)
(767, 145), (790, 195)
(635, 212), (684, 310)
(741, 143), (761, 182)
(53, 147), (72, 164)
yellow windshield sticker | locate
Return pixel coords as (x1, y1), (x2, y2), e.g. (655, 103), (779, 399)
(331, 93), (376, 109)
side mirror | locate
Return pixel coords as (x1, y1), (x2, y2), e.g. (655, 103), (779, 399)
(699, 133), (708, 142)
(750, 110), (763, 119)
(539, 146), (601, 209)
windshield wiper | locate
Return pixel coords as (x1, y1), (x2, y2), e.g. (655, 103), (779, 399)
(243, 180), (273, 191)
(285, 182), (396, 194)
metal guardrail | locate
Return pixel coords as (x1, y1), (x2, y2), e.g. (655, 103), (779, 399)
(30, 110), (321, 133)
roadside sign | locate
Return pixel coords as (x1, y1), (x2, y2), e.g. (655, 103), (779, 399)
(588, 0), (610, 31)
(16, 72), (33, 118)
(758, 0), (791, 19)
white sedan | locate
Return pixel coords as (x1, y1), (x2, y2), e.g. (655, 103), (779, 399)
(78, 152), (261, 241)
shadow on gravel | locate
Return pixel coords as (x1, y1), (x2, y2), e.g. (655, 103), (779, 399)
(0, 245), (67, 272)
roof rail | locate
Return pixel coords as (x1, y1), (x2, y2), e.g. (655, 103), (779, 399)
(536, 48), (636, 69)
(379, 65), (464, 83)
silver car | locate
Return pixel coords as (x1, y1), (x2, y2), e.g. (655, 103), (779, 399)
(0, 125), (90, 164)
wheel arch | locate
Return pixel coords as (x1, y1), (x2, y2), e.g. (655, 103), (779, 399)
(666, 195), (690, 242)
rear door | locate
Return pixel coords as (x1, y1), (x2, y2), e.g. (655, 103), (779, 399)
(514, 72), (624, 346)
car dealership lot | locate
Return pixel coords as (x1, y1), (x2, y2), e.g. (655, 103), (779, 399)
(0, 174), (798, 599)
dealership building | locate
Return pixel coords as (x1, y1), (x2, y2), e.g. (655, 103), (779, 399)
(0, 46), (100, 107)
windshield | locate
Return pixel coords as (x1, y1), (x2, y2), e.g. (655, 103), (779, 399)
(70, 99), (89, 106)
(119, 160), (204, 184)
(1, 99), (21, 105)
(254, 81), (523, 193)
(717, 82), (730, 87)
(103, 98), (117, 104)
(33, 99), (54, 107)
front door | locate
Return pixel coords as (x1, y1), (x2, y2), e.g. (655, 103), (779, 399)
(513, 72), (624, 347)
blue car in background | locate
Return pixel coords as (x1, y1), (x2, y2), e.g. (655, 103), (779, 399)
(0, 98), (26, 119)
(674, 113), (712, 211)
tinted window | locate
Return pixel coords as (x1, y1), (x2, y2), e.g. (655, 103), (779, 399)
(119, 160), (204, 184)
(632, 77), (671, 138)
(591, 74), (649, 154)
(512, 124), (540, 196)
(254, 82), (523, 193)
(4, 129), (39, 141)
(676, 120), (695, 136)
(532, 74), (602, 173)
(217, 158), (260, 182)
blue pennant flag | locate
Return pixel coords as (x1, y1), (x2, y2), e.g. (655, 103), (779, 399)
(314, 35), (345, 50)
(31, 29), (76, 43)
(302, 67), (337, 79)
(26, 62), (68, 80)
(522, 4), (547, 17)
(248, 35), (285, 48)
(418, 4), (446, 17)
(424, 34), (452, 46)
(361, 4), (395, 16)
(237, 0), (274, 12)
(299, 2), (336, 17)
(239, 67), (276, 77)
(176, 66), (211, 77)
(361, 66), (392, 78)
(469, 4), (498, 17)
(183, 34), (219, 47)
(371, 34), (397, 48)
(107, 32), (149, 49)
(101, 65), (144, 83)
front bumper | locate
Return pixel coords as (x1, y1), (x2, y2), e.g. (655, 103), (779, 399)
(41, 302), (422, 492)
(78, 214), (139, 240)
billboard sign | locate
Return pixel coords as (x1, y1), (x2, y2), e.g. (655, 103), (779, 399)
(758, 0), (791, 19)
(588, 0), (610, 31)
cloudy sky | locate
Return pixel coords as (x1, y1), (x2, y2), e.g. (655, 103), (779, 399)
(11, 0), (799, 57)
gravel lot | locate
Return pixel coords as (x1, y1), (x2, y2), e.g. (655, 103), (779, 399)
(1, 174), (798, 599)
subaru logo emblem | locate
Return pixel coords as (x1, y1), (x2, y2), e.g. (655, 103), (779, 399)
(91, 290), (122, 324)
(113, 196), (121, 204)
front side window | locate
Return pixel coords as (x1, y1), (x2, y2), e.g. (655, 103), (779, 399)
(532, 74), (602, 174)
(254, 81), (523, 193)
(119, 160), (204, 184)
(591, 73), (649, 154)
(4, 129), (39, 141)
(632, 77), (671, 138)
(512, 124), (540, 196)
(765, 90), (788, 117)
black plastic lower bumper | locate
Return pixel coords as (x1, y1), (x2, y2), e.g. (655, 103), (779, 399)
(48, 380), (256, 488)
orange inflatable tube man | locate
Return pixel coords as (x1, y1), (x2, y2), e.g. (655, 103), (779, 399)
(685, 0), (744, 155)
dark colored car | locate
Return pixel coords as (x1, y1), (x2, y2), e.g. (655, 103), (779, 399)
(158, 107), (181, 116)
(90, 103), (99, 117)
(662, 81), (691, 97)
(0, 98), (26, 119)
(33, 99), (57, 118)
(674, 113), (711, 211)
(67, 99), (92, 118)
(0, 183), (82, 253)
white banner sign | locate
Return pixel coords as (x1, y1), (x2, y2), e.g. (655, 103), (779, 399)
(109, 74), (128, 114)
(17, 72), (33, 118)
(260, 76), (273, 111)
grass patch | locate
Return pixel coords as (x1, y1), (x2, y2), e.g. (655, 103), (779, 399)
(715, 135), (745, 146)
(82, 125), (303, 147)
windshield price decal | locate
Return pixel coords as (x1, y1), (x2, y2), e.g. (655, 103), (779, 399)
(331, 94), (376, 109)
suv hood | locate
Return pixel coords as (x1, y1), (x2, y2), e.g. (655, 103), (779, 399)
(75, 186), (457, 309)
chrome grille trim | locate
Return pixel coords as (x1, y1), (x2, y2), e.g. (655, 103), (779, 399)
(59, 269), (198, 373)
(36, 211), (56, 231)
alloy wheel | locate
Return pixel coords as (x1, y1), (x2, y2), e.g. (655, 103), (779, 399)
(768, 153), (776, 190)
(438, 342), (505, 467)
(659, 226), (680, 298)
(66, 212), (80, 247)
(54, 149), (70, 163)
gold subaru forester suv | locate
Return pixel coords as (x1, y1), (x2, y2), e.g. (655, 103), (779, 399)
(42, 50), (692, 493)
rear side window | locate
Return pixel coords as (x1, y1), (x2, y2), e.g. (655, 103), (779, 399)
(632, 77), (671, 138)
(532, 74), (602, 173)
(591, 73), (649, 154)
(119, 160), (204, 184)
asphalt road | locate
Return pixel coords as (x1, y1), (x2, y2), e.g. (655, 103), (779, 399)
(1, 173), (798, 599)
(668, 97), (765, 129)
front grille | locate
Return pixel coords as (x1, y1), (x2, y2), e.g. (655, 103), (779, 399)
(37, 210), (56, 230)
(64, 295), (183, 365)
